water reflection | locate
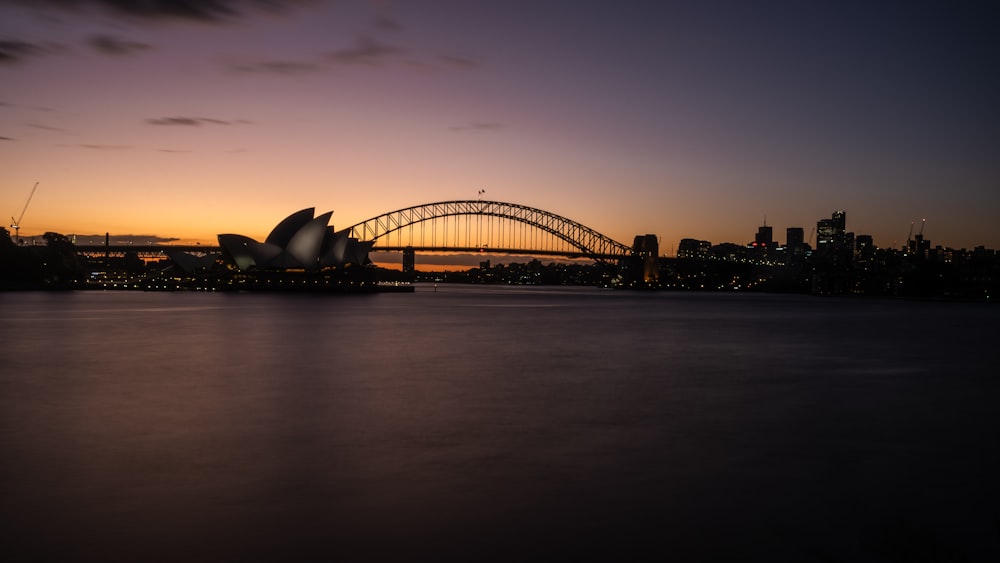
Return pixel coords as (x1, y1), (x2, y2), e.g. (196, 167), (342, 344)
(0, 289), (997, 561)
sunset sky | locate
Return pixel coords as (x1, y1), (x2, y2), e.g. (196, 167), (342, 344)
(2, 0), (998, 253)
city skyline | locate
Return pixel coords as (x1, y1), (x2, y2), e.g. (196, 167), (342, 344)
(3, 1), (998, 251)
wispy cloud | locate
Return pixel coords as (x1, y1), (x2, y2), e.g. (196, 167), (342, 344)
(329, 36), (403, 66)
(1, 135), (14, 141)
(89, 35), (152, 56)
(0, 39), (66, 65)
(80, 143), (131, 150)
(22, 0), (314, 24)
(373, 15), (402, 32)
(436, 55), (480, 70)
(27, 122), (70, 133)
(146, 116), (234, 126)
(228, 59), (322, 75)
(450, 122), (504, 133)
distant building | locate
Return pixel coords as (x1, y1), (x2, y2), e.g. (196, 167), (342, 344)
(677, 238), (711, 259)
(786, 227), (805, 253)
(909, 233), (931, 258)
(754, 225), (774, 248)
(813, 210), (853, 294)
(856, 234), (874, 258)
(832, 210), (846, 232)
(816, 219), (837, 247)
(402, 246), (415, 275)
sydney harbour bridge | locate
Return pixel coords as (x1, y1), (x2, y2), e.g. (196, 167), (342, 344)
(75, 199), (657, 277)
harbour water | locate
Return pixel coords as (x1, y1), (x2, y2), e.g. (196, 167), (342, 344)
(1, 286), (997, 561)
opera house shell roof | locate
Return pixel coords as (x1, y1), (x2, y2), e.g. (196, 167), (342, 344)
(218, 208), (373, 272)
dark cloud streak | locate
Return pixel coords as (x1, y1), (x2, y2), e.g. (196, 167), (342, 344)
(374, 15), (401, 32)
(27, 122), (70, 133)
(80, 143), (130, 150)
(329, 36), (403, 66)
(0, 38), (66, 64)
(10, 0), (315, 24)
(89, 35), (152, 56)
(450, 122), (504, 133)
(146, 116), (234, 126)
(229, 59), (321, 75)
(437, 55), (479, 69)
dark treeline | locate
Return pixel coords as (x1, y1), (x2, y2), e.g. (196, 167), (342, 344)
(0, 229), (82, 289)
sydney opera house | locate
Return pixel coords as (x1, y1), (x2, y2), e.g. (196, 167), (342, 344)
(160, 208), (393, 291)
(217, 208), (373, 272)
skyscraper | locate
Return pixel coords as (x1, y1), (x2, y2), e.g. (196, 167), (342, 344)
(786, 227), (804, 253)
(755, 225), (773, 247)
(817, 211), (847, 248)
(832, 210), (846, 232)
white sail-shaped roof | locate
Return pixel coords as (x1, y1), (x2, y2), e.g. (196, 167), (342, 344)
(218, 208), (369, 272)
(286, 211), (332, 270)
(265, 208), (315, 248)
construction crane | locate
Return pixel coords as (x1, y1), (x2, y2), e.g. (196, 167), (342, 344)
(10, 181), (38, 244)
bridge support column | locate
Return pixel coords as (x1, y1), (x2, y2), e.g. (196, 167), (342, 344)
(628, 234), (660, 287)
(402, 246), (415, 280)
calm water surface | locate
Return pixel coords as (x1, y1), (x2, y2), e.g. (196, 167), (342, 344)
(1, 286), (998, 561)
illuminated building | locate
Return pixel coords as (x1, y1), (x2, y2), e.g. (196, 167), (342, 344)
(217, 208), (373, 272)
(677, 238), (710, 259)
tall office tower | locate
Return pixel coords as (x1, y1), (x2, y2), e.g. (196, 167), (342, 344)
(856, 234), (875, 263)
(755, 225), (773, 247)
(816, 218), (836, 246)
(786, 227), (804, 251)
(817, 210), (847, 247)
(402, 246), (415, 276)
(832, 210), (846, 232)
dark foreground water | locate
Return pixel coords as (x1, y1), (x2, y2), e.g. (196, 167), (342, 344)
(1, 286), (998, 562)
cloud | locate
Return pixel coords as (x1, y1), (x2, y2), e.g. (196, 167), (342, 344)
(450, 122), (504, 133)
(146, 116), (233, 126)
(17, 0), (314, 24)
(228, 59), (321, 75)
(436, 54), (480, 70)
(373, 15), (402, 32)
(80, 143), (131, 150)
(1, 135), (13, 141)
(329, 35), (403, 66)
(0, 39), (65, 65)
(27, 122), (70, 133)
(88, 35), (152, 56)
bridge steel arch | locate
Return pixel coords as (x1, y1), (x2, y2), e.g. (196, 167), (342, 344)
(345, 200), (632, 261)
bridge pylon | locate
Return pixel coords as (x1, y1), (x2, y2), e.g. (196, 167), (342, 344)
(626, 234), (660, 287)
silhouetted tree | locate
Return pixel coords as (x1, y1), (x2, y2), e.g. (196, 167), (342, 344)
(37, 232), (83, 284)
(0, 227), (45, 286)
